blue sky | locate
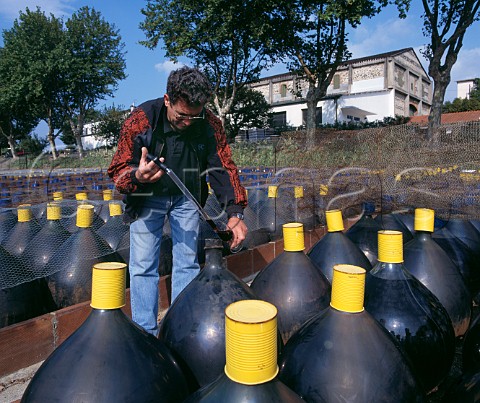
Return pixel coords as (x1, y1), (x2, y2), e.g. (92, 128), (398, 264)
(1, 0), (479, 123)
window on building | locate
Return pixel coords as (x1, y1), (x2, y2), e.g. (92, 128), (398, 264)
(333, 74), (340, 89)
(409, 104), (418, 116)
(302, 107), (322, 127)
(280, 84), (287, 98)
(271, 112), (287, 128)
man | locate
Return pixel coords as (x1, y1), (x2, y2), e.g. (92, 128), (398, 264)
(108, 66), (247, 335)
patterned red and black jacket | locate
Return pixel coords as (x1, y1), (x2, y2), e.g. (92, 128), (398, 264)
(108, 98), (247, 220)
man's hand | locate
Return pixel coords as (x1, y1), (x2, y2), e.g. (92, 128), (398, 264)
(135, 147), (164, 183)
(227, 216), (248, 249)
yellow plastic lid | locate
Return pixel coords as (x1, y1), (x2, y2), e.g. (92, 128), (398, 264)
(378, 230), (403, 263)
(283, 223), (305, 251)
(17, 204), (32, 222)
(76, 204), (94, 228)
(52, 191), (63, 201)
(330, 264), (365, 313)
(109, 202), (123, 217)
(46, 203), (61, 220)
(225, 300), (278, 385)
(414, 208), (434, 233)
(268, 186), (278, 198)
(294, 186), (304, 199)
(319, 184), (328, 196)
(326, 210), (344, 232)
(76, 192), (88, 201)
(90, 262), (127, 310)
(103, 189), (113, 201)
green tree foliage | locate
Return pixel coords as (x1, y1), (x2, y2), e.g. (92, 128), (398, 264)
(420, 0), (480, 138)
(443, 89), (480, 112)
(18, 134), (49, 156)
(59, 6), (127, 158)
(0, 8), (66, 159)
(0, 105), (38, 159)
(272, 0), (409, 147)
(90, 105), (128, 147)
(140, 0), (281, 126)
(223, 88), (272, 142)
(0, 6), (127, 159)
(470, 78), (480, 100)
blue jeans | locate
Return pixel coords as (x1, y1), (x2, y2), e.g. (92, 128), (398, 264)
(129, 195), (200, 335)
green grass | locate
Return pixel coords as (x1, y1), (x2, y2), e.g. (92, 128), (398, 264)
(0, 149), (116, 171)
(2, 124), (478, 174)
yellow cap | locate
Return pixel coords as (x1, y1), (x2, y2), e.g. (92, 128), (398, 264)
(109, 202), (123, 217)
(17, 204), (32, 222)
(330, 264), (365, 313)
(283, 223), (305, 251)
(90, 262), (127, 310)
(76, 204), (94, 228)
(326, 210), (344, 232)
(46, 203), (61, 220)
(225, 300), (278, 385)
(76, 192), (88, 201)
(319, 184), (328, 196)
(294, 186), (304, 199)
(378, 230), (403, 263)
(414, 208), (434, 232)
(103, 189), (113, 201)
(53, 191), (63, 201)
(268, 186), (278, 198)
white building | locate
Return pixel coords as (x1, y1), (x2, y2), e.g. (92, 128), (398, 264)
(250, 47), (432, 128)
(81, 104), (135, 150)
(457, 78), (476, 99)
(82, 123), (107, 150)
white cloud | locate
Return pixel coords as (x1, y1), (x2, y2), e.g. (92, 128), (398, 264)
(0, 0), (76, 21)
(451, 47), (480, 81)
(154, 60), (186, 74)
(349, 17), (423, 59)
(442, 47), (480, 101)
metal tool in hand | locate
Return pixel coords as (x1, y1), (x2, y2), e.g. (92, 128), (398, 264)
(146, 154), (233, 242)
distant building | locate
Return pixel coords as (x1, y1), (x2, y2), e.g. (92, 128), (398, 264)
(250, 47), (432, 129)
(81, 104), (135, 150)
(82, 123), (107, 150)
(457, 79), (476, 99)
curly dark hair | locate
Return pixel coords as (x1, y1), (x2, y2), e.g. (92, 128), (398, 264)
(166, 66), (212, 106)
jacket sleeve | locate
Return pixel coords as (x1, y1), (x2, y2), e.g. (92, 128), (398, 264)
(107, 109), (151, 194)
(205, 110), (247, 216)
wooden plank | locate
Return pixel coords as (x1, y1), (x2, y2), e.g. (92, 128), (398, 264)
(0, 315), (54, 378)
(54, 302), (91, 346)
(252, 243), (275, 273)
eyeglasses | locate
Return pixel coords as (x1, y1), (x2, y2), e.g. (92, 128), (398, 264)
(170, 104), (205, 121)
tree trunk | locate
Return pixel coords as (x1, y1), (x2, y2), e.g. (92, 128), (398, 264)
(0, 125), (19, 159)
(70, 116), (85, 159)
(427, 76), (450, 143)
(46, 110), (58, 160)
(305, 84), (322, 149)
(7, 136), (17, 159)
(47, 126), (58, 160)
(212, 93), (231, 132)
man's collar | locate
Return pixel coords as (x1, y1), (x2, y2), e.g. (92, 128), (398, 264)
(162, 106), (174, 134)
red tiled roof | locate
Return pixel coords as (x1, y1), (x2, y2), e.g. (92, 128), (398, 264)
(409, 110), (480, 125)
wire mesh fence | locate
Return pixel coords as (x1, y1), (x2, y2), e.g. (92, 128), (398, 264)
(1, 121), (479, 324)
(237, 121), (480, 222)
